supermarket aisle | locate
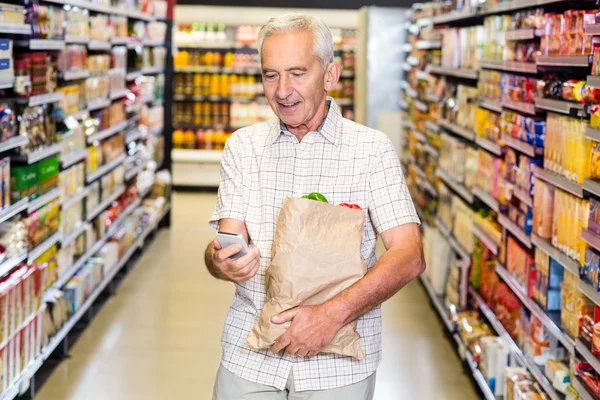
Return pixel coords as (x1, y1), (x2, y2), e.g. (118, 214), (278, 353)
(35, 192), (478, 400)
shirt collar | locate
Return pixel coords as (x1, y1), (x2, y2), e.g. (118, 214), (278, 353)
(269, 97), (342, 146)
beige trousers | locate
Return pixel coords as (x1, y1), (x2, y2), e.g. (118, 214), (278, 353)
(212, 364), (377, 400)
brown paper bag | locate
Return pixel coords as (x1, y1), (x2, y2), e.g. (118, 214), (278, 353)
(246, 197), (367, 360)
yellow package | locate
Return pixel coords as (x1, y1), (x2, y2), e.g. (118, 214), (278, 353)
(552, 188), (560, 248)
(590, 142), (600, 180)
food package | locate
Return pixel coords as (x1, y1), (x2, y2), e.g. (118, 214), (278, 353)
(246, 197), (367, 359)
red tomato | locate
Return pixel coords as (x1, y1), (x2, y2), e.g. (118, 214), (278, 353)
(349, 204), (362, 210)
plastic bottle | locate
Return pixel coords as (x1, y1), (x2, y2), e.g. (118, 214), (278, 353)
(184, 129), (196, 149)
(172, 129), (185, 149)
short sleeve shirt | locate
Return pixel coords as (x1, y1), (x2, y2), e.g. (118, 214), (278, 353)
(209, 98), (420, 391)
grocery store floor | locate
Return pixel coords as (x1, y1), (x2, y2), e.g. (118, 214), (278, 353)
(35, 192), (479, 400)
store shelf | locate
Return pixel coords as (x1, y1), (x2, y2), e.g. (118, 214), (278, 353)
(505, 28), (541, 41)
(41, 0), (155, 21)
(511, 185), (533, 207)
(415, 40), (442, 50)
(499, 215), (532, 250)
(111, 37), (128, 45)
(431, 9), (477, 25)
(480, 59), (537, 74)
(65, 34), (89, 44)
(0, 250), (27, 279)
(0, 75), (12, 90)
(425, 121), (439, 133)
(472, 187), (500, 213)
(125, 128), (143, 144)
(27, 39), (65, 50)
(416, 70), (431, 81)
(437, 168), (474, 204)
(28, 188), (60, 213)
(172, 149), (223, 164)
(86, 153), (127, 183)
(426, 65), (478, 80)
(12, 142), (62, 164)
(502, 98), (537, 115)
(439, 119), (475, 141)
(501, 134), (543, 158)
(141, 66), (164, 75)
(87, 98), (111, 112)
(573, 375), (596, 400)
(482, 0), (567, 14)
(60, 69), (91, 81)
(586, 126), (600, 142)
(533, 165), (583, 198)
(61, 222), (89, 247)
(110, 88), (129, 100)
(137, 204), (170, 246)
(495, 263), (575, 354)
(143, 38), (165, 46)
(126, 70), (142, 81)
(577, 339), (600, 377)
(60, 148), (89, 169)
(582, 228), (600, 254)
(424, 144), (439, 159)
(28, 231), (62, 264)
(68, 109), (90, 120)
(125, 164), (143, 181)
(579, 279), (600, 309)
(477, 98), (502, 114)
(537, 55), (592, 68)
(475, 136), (502, 156)
(469, 286), (563, 400)
(0, 135), (28, 155)
(424, 93), (441, 104)
(61, 187), (90, 210)
(86, 184), (125, 221)
(435, 218), (472, 262)
(472, 223), (499, 255)
(0, 22), (31, 35)
(419, 275), (453, 331)
(21, 91), (64, 107)
(415, 100), (429, 112)
(535, 97), (588, 117)
(531, 233), (580, 277)
(86, 120), (128, 143)
(465, 350), (496, 400)
(0, 198), (28, 225)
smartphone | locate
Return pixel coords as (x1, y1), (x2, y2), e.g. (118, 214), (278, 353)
(216, 231), (250, 260)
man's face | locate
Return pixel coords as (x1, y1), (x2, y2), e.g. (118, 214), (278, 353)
(261, 30), (329, 129)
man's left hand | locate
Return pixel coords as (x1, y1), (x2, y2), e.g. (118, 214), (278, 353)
(269, 305), (343, 358)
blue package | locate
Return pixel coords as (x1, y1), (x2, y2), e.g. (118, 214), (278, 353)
(548, 258), (565, 289)
(547, 289), (561, 311)
(523, 206), (533, 235)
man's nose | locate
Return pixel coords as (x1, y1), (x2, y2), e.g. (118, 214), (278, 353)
(276, 75), (293, 99)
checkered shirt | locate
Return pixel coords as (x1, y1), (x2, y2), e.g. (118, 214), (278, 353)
(209, 98), (420, 391)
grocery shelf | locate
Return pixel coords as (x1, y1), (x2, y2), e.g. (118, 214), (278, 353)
(87, 98), (111, 112)
(143, 38), (165, 46)
(472, 187), (500, 212)
(86, 153), (127, 183)
(424, 93), (441, 103)
(435, 218), (472, 262)
(436, 168), (475, 204)
(425, 121), (439, 133)
(12, 142), (62, 164)
(465, 350), (496, 400)
(424, 144), (439, 159)
(511, 185), (533, 207)
(411, 129), (426, 143)
(88, 39), (111, 50)
(478, 98), (503, 113)
(86, 184), (126, 221)
(579, 279), (600, 308)
(415, 100), (429, 112)
(469, 286), (563, 400)
(582, 229), (600, 254)
(475, 136), (502, 156)
(0, 75), (13, 89)
(495, 263), (575, 354)
(61, 187), (90, 210)
(60, 69), (91, 81)
(535, 97), (588, 117)
(415, 40), (442, 50)
(413, 164), (427, 180)
(505, 28), (541, 41)
(141, 66), (164, 75)
(586, 126), (600, 142)
(471, 223), (499, 255)
(419, 274), (453, 331)
(577, 339), (600, 374)
(27, 39), (65, 50)
(125, 164), (143, 181)
(61, 221), (89, 247)
(498, 213), (532, 249)
(126, 70), (142, 81)
(431, 9), (477, 25)
(573, 375), (596, 400)
(111, 37), (128, 45)
(172, 149), (223, 164)
(0, 22), (31, 35)
(28, 231), (62, 264)
(27, 187), (60, 213)
(0, 198), (28, 225)
(60, 148), (89, 169)
(137, 203), (170, 246)
(406, 56), (420, 67)
(416, 70), (431, 81)
(531, 233), (580, 277)
(40, 0), (156, 21)
(501, 134), (543, 158)
(68, 109), (90, 120)
(110, 88), (129, 100)
(426, 65), (478, 80)
(86, 120), (129, 143)
(587, 76), (600, 90)
(0, 135), (28, 155)
(480, 59), (537, 74)
(0, 250), (27, 279)
(125, 128), (143, 144)
(23, 91), (64, 107)
(439, 119), (475, 141)
(65, 34), (89, 44)
(532, 165), (584, 198)
(584, 179), (600, 200)
(502, 98), (537, 115)
(537, 55), (592, 68)
(482, 0), (568, 15)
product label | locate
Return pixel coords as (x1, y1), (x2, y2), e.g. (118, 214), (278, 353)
(0, 58), (10, 71)
(0, 40), (9, 52)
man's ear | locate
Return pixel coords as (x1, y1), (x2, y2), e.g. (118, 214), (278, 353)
(324, 62), (341, 92)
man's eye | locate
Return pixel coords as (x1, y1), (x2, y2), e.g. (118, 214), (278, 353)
(292, 73), (304, 78)
(265, 74), (277, 80)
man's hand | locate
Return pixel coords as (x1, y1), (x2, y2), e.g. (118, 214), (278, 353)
(269, 305), (343, 358)
(211, 238), (260, 283)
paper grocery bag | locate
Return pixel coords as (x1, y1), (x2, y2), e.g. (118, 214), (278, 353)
(246, 197), (367, 360)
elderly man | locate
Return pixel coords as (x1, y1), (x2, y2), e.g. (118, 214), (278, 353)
(205, 13), (425, 400)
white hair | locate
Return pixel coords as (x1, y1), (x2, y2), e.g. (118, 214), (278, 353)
(257, 13), (334, 70)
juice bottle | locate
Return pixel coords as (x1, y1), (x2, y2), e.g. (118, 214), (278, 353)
(212, 102), (221, 125)
(172, 129), (185, 149)
(247, 75), (256, 98)
(193, 102), (202, 125)
(210, 74), (220, 97)
(202, 74), (210, 96)
(229, 74), (239, 97)
(204, 51), (214, 68)
(204, 129), (215, 149)
(203, 102), (211, 125)
(221, 102), (230, 126)
(193, 74), (202, 97)
(224, 52), (234, 68)
(184, 129), (196, 149)
(220, 74), (229, 97)
(196, 129), (206, 149)
(213, 52), (223, 67)
(239, 75), (248, 97)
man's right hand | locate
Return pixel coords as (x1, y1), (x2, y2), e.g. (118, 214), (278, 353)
(211, 239), (261, 283)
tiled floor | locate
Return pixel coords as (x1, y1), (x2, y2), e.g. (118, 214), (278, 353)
(35, 192), (479, 400)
